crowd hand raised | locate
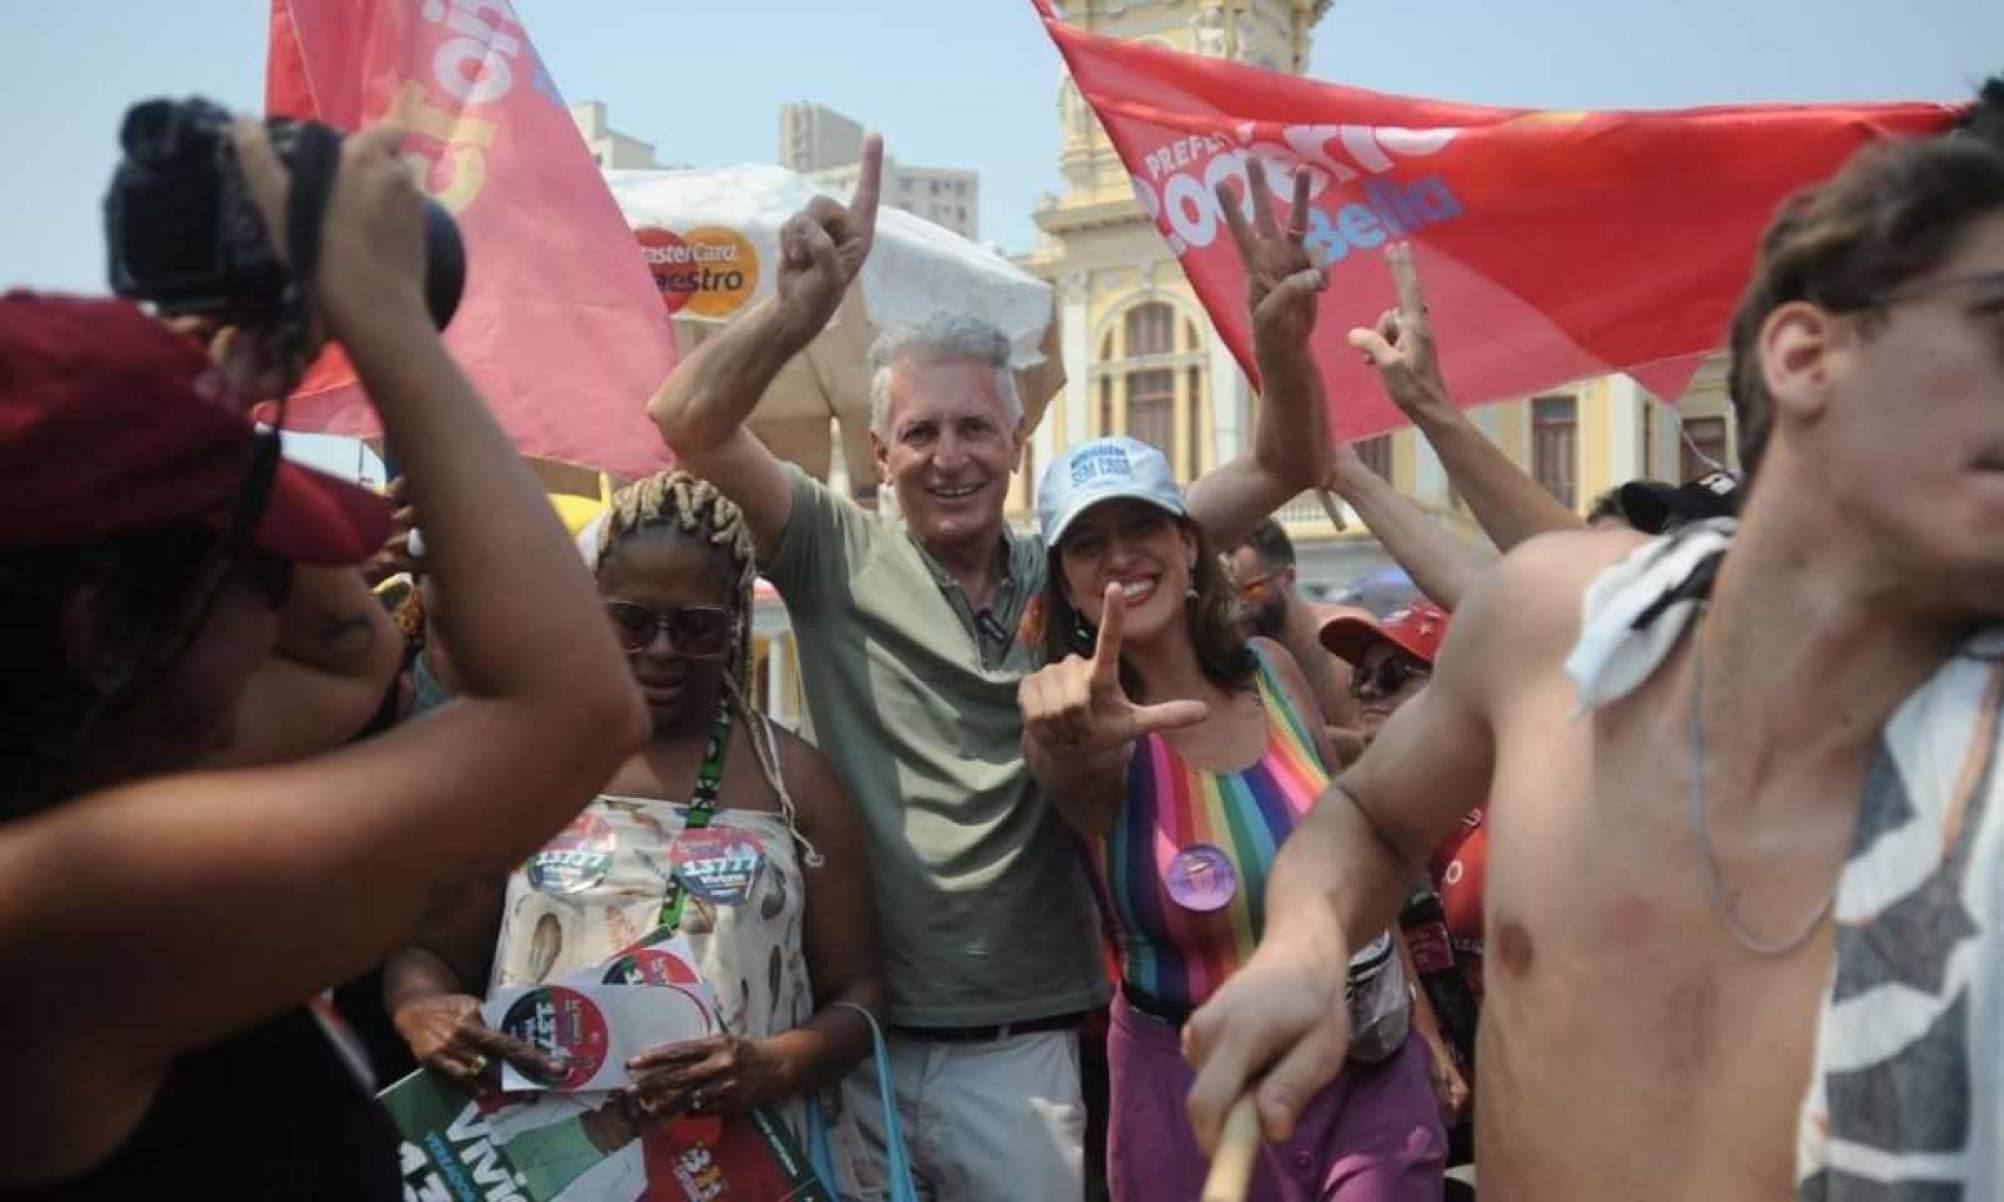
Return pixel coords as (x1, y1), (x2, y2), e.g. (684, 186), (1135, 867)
(393, 992), (566, 1093)
(1019, 583), (1210, 759)
(622, 1034), (788, 1121)
(228, 118), (431, 345)
(1182, 915), (1354, 1151)
(1346, 242), (1453, 426)
(1217, 156), (1326, 365)
(774, 133), (884, 346)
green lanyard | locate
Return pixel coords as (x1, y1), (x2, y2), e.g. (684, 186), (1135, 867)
(654, 702), (735, 934)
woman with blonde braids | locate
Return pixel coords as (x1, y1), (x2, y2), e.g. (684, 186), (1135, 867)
(383, 470), (884, 1190)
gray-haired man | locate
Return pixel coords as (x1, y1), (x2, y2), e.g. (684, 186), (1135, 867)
(648, 136), (1330, 1198)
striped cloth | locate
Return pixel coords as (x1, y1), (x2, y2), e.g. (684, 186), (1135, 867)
(1090, 648), (1407, 1057)
(1565, 521), (2004, 1199)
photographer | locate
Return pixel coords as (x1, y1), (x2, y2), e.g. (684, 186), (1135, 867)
(0, 117), (646, 1195)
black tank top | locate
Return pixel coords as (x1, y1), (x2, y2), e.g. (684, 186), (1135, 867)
(9, 1008), (401, 1199)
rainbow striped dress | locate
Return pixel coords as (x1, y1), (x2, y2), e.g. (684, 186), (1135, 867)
(1091, 647), (1333, 1013)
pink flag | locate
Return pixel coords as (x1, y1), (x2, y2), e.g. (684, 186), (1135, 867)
(266, 0), (674, 477)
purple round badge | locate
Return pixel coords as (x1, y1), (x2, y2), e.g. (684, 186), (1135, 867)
(1165, 844), (1238, 913)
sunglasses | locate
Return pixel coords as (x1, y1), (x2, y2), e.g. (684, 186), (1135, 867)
(1349, 655), (1429, 701)
(1235, 568), (1282, 602)
(603, 599), (734, 658)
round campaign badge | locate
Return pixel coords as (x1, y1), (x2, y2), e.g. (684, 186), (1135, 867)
(670, 827), (766, 906)
(526, 810), (617, 895)
(498, 985), (609, 1090)
(601, 947), (704, 987)
(1165, 843), (1239, 913)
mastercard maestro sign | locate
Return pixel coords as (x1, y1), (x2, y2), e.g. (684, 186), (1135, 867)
(635, 225), (760, 319)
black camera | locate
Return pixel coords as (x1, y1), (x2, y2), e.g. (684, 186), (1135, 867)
(105, 97), (465, 330)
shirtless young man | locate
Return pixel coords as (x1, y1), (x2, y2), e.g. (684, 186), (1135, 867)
(1183, 116), (2004, 1198)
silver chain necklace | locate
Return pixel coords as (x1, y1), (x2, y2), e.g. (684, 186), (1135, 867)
(1688, 605), (1837, 956)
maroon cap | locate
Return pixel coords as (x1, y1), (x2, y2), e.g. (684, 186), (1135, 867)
(0, 293), (389, 564)
(1320, 600), (1452, 667)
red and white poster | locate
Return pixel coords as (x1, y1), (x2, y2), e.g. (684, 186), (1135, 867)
(266, 0), (676, 476)
(1033, 0), (1960, 439)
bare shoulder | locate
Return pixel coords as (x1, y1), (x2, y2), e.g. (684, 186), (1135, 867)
(1248, 636), (1315, 699)
(768, 722), (847, 820)
(1467, 527), (1651, 650)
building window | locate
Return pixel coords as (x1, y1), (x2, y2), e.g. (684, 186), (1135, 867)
(1099, 376), (1115, 435)
(1355, 434), (1392, 480)
(1185, 366), (1204, 478)
(1681, 415), (1729, 481)
(1099, 332), (1114, 362)
(1531, 395), (1578, 508)
(1128, 368), (1176, 464)
(1125, 302), (1174, 358)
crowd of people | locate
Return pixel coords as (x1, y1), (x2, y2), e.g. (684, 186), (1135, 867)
(1, 74), (2001, 1202)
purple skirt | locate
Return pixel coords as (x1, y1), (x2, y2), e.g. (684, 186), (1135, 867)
(1107, 993), (1446, 1202)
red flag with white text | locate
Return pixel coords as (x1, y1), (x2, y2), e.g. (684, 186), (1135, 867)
(1032, 0), (1959, 440)
(266, 0), (675, 477)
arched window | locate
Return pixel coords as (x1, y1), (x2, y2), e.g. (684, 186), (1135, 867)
(1091, 300), (1207, 477)
(1121, 302), (1178, 466)
(1125, 303), (1174, 358)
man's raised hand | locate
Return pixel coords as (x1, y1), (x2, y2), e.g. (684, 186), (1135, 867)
(1019, 583), (1209, 759)
(1347, 242), (1453, 426)
(775, 133), (884, 345)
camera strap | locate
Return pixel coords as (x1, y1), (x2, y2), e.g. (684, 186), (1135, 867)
(271, 119), (340, 410)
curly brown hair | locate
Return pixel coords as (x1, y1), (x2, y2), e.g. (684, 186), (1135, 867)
(1727, 98), (2004, 483)
(1038, 515), (1255, 701)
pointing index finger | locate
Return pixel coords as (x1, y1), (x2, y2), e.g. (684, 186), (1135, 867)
(850, 133), (885, 240)
(1091, 583), (1126, 687)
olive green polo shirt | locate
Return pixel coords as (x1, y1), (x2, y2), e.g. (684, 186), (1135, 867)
(764, 465), (1109, 1026)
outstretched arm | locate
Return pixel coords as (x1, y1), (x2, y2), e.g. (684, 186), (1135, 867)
(1186, 159), (1331, 551)
(1350, 243), (1584, 551)
(1323, 441), (1493, 612)
(0, 121), (646, 1178)
(646, 137), (884, 559)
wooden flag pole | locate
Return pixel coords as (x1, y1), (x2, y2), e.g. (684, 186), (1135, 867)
(1201, 1096), (1262, 1202)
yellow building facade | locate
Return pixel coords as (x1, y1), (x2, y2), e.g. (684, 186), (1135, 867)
(1016, 0), (1740, 591)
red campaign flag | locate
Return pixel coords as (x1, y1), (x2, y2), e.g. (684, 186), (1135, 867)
(1032, 0), (1960, 440)
(266, 0), (675, 477)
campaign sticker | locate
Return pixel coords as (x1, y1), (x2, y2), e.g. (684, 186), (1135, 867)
(526, 810), (617, 895)
(670, 828), (765, 906)
(498, 985), (609, 1090)
(602, 946), (705, 987)
(1164, 844), (1238, 913)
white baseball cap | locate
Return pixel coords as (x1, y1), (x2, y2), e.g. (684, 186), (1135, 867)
(1037, 436), (1188, 547)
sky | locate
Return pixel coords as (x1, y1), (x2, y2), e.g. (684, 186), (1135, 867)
(2, 0), (1999, 298)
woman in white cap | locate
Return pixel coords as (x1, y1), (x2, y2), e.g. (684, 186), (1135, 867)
(1018, 435), (1444, 1201)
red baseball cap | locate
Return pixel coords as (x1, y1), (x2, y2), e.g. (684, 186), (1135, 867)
(1319, 600), (1451, 667)
(0, 293), (389, 564)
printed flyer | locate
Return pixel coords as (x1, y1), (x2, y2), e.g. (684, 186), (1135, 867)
(380, 928), (830, 1200)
